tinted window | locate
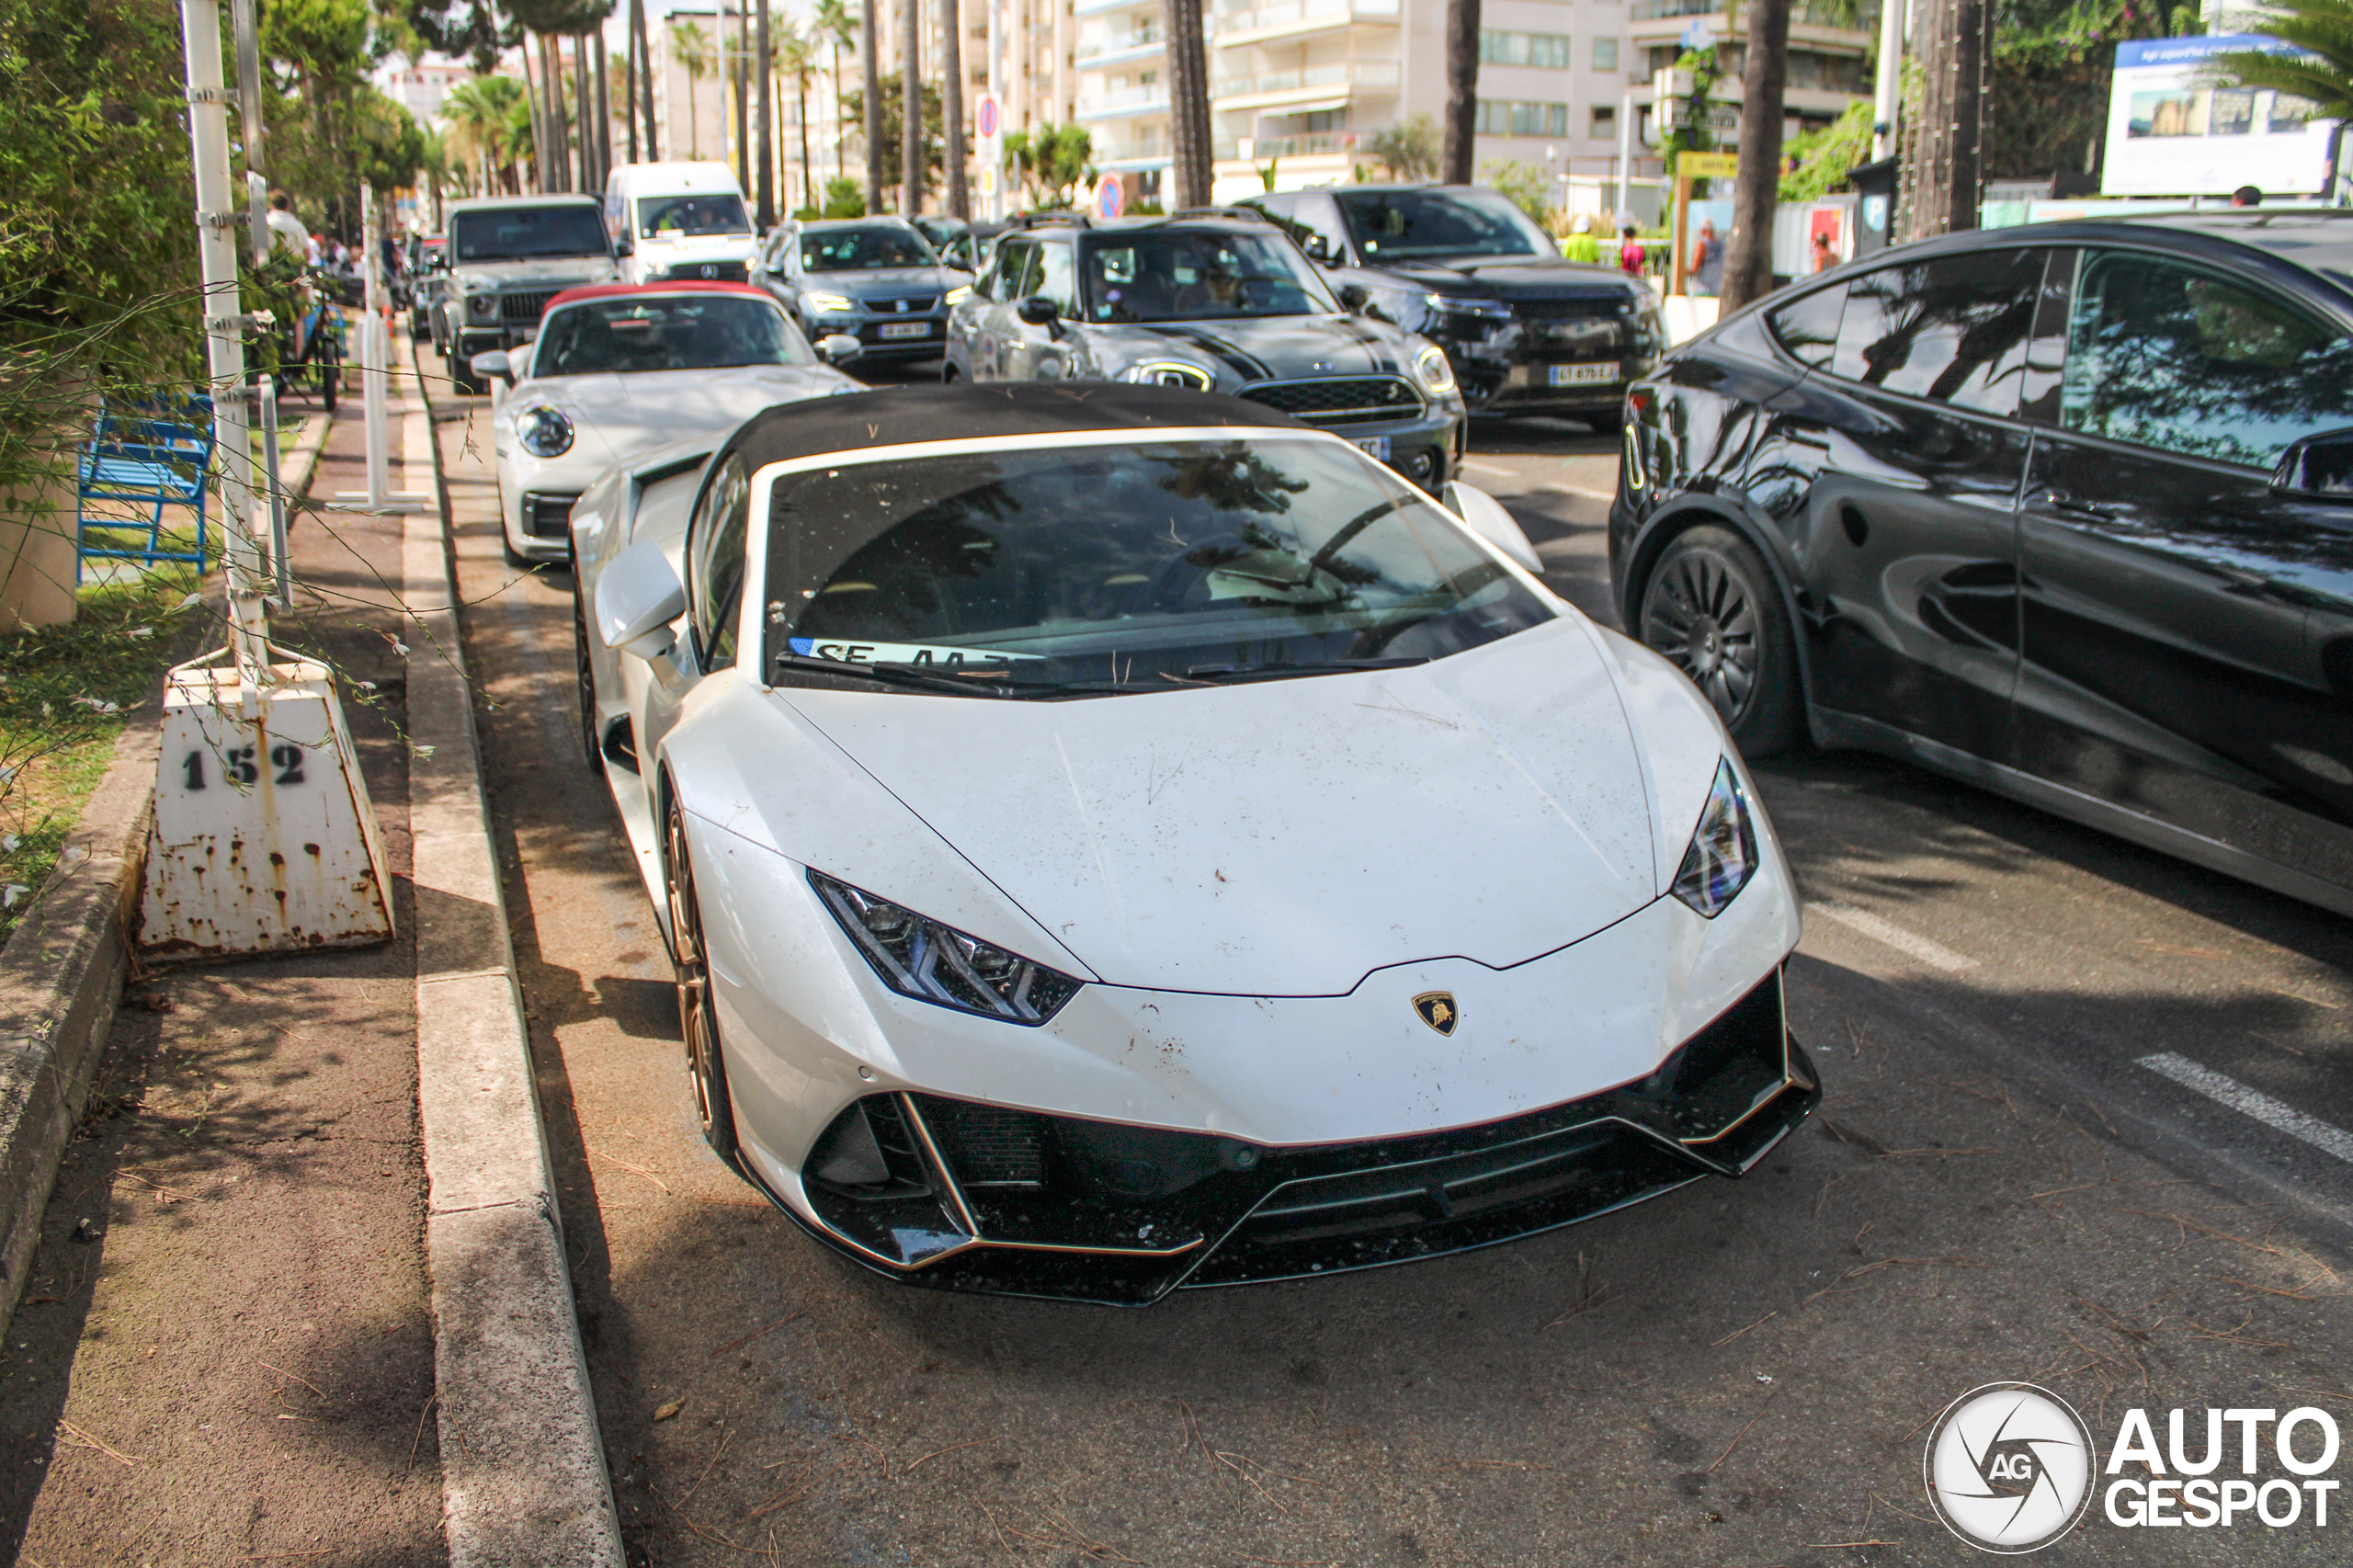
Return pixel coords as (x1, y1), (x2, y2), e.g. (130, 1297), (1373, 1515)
(531, 295), (813, 376)
(691, 454), (752, 668)
(1767, 282), (1846, 369)
(1036, 244), (1078, 317)
(1079, 231), (1335, 322)
(452, 206), (609, 263)
(2017, 247), (2075, 423)
(803, 225), (935, 270)
(1331, 188), (1554, 261)
(1829, 247), (2045, 414)
(636, 193), (752, 237)
(2058, 250), (2353, 467)
(997, 241), (1040, 302)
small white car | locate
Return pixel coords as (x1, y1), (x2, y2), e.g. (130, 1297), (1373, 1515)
(569, 383), (1816, 1305)
(472, 281), (860, 565)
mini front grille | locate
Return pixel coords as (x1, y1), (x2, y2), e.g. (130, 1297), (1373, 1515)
(501, 290), (559, 323)
(1240, 377), (1423, 423)
(522, 492), (576, 539)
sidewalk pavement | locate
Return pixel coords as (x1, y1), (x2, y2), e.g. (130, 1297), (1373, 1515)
(0, 381), (442, 1564)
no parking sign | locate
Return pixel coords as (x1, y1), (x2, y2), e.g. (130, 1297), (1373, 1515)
(1093, 174), (1124, 221)
(975, 92), (1001, 155)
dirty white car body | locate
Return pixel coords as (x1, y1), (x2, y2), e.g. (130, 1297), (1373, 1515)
(569, 383), (1818, 1305)
(476, 281), (859, 564)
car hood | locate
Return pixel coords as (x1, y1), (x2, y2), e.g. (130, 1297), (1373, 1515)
(777, 617), (1661, 996)
(1086, 313), (1415, 384)
(451, 256), (619, 290)
(1370, 256), (1631, 293)
(818, 267), (961, 294)
(518, 365), (857, 466)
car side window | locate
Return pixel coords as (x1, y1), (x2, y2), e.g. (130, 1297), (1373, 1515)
(2057, 249), (2353, 468)
(1036, 243), (1078, 317)
(688, 453), (752, 670)
(1766, 282), (1846, 369)
(1826, 248), (2045, 415)
(999, 240), (1040, 302)
(1291, 194), (1351, 265)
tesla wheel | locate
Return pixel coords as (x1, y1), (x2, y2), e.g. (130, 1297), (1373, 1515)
(573, 580), (602, 773)
(665, 794), (740, 1160)
(1639, 524), (1802, 757)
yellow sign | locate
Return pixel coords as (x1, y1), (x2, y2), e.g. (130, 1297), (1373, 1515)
(1680, 152), (1740, 179)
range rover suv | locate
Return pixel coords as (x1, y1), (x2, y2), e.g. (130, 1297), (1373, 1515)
(432, 196), (620, 393)
(1243, 184), (1665, 426)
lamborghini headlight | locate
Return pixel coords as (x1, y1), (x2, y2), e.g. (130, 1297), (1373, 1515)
(1671, 758), (1760, 918)
(812, 870), (1082, 1024)
(803, 291), (858, 314)
(1414, 343), (1458, 396)
(1122, 360), (1214, 390)
(517, 403), (574, 458)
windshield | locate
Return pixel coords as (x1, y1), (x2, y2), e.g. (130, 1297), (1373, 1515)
(453, 206), (611, 263)
(637, 193), (753, 237)
(804, 225), (937, 271)
(531, 295), (814, 375)
(1333, 189), (1556, 262)
(1079, 232), (1339, 323)
(762, 438), (1551, 697)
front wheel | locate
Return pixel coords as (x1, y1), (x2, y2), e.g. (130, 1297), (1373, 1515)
(1638, 524), (1802, 757)
(665, 795), (739, 1160)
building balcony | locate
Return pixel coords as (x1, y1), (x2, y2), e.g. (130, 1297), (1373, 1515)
(1213, 0), (1402, 48)
(1075, 36), (1167, 70)
(1626, 1), (1873, 50)
(1217, 130), (1364, 161)
(1211, 58), (1400, 110)
(1076, 83), (1172, 119)
(1074, 0), (1157, 15)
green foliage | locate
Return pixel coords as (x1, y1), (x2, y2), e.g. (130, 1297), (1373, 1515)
(1779, 99), (1875, 200)
(1657, 47), (1721, 180)
(1480, 159), (1552, 226)
(2210, 0), (2353, 123)
(820, 176), (866, 218)
(1986, 0), (2209, 177)
(1002, 123), (1094, 208)
(1365, 113), (1440, 181)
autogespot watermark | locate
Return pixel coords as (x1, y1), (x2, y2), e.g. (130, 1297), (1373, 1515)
(1923, 1385), (2343, 1552)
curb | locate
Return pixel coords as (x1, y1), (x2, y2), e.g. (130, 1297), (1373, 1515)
(402, 342), (626, 1566)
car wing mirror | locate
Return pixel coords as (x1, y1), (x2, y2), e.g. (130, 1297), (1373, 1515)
(1442, 481), (1545, 576)
(596, 536), (688, 663)
(1017, 295), (1060, 334)
(615, 233), (634, 256)
(1337, 282), (1371, 313)
(2271, 426), (2353, 502)
(815, 333), (864, 366)
(469, 349), (513, 383)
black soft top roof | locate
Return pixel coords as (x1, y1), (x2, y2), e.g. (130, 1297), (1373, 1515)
(719, 383), (1311, 472)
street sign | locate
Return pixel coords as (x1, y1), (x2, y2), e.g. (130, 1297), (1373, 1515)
(1680, 151), (1740, 178)
(1093, 173), (1124, 221)
(975, 92), (1001, 145)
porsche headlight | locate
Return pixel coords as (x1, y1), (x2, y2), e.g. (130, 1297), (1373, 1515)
(1671, 758), (1760, 918)
(1121, 360), (1214, 390)
(517, 404), (574, 459)
(812, 870), (1082, 1024)
(944, 284), (972, 305)
(803, 291), (857, 314)
(1414, 343), (1458, 396)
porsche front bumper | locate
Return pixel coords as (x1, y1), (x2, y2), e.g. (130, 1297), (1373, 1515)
(738, 968), (1816, 1305)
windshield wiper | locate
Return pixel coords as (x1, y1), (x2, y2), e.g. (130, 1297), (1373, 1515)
(769, 653), (1021, 697)
(1177, 657), (1429, 685)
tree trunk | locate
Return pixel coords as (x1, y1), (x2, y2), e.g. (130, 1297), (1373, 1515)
(1904, 0), (1986, 240)
(902, 0), (922, 215)
(625, 4), (642, 164)
(524, 37), (549, 192)
(1719, 0), (1789, 312)
(550, 31), (573, 191)
(756, 0), (776, 226)
(735, 4), (753, 193)
(575, 34), (595, 195)
(833, 45), (847, 180)
(943, 0), (967, 219)
(1440, 0), (1480, 185)
(594, 30), (613, 191)
(799, 77), (814, 215)
(862, 0), (883, 213)
(635, 0), (659, 161)
(1167, 0), (1213, 208)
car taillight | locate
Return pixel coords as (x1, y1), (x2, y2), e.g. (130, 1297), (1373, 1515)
(1628, 388), (1654, 419)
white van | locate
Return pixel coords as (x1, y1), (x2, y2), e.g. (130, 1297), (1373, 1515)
(604, 162), (760, 285)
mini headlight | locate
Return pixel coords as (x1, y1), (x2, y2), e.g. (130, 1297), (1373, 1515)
(1672, 758), (1761, 918)
(517, 404), (574, 458)
(812, 870), (1082, 1024)
(1121, 360), (1214, 390)
(944, 284), (973, 305)
(803, 291), (858, 314)
(1414, 343), (1458, 396)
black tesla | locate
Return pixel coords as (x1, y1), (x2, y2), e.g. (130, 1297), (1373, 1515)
(1610, 210), (2353, 915)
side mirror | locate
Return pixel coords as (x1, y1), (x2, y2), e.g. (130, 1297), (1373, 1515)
(1442, 481), (1545, 576)
(1017, 295), (1059, 327)
(426, 251), (449, 273)
(615, 233), (634, 256)
(1303, 235), (1334, 263)
(1337, 282), (1371, 313)
(2272, 426), (2353, 501)
(595, 536), (688, 663)
(814, 333), (864, 366)
(469, 349), (513, 383)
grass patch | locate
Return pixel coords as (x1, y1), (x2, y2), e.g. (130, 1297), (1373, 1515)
(0, 565), (209, 943)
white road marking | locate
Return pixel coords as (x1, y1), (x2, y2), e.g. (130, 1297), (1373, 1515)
(1461, 460), (1520, 481)
(2137, 1052), (2353, 1165)
(1540, 481), (1616, 503)
(1809, 901), (1978, 973)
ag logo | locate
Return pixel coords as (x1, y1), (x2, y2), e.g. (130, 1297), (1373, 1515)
(1412, 991), (1458, 1036)
(1924, 1382), (2096, 1553)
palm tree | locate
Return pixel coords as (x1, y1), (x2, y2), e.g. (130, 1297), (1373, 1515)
(756, 0), (777, 227)
(1720, 0), (1790, 312)
(776, 23), (821, 216)
(900, 0), (921, 215)
(673, 18), (712, 158)
(1441, 0), (1479, 184)
(860, 0), (882, 213)
(1168, 0), (1212, 207)
(2213, 0), (2353, 122)
(941, 0), (967, 219)
(446, 75), (529, 197)
(814, 0), (856, 181)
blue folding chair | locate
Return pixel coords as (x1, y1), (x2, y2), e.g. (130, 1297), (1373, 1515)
(76, 392), (214, 582)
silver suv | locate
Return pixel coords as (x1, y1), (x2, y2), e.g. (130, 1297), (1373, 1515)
(429, 196), (619, 393)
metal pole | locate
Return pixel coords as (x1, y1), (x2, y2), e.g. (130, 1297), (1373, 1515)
(1617, 89), (1635, 221)
(179, 0), (267, 690)
(987, 0), (1000, 220)
(362, 187), (389, 505)
(1872, 0), (1904, 163)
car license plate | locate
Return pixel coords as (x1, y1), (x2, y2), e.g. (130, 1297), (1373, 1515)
(1549, 362), (1617, 387)
(1354, 437), (1392, 461)
(878, 321), (931, 340)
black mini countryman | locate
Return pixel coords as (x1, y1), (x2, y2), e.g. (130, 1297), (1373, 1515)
(1611, 210), (2353, 915)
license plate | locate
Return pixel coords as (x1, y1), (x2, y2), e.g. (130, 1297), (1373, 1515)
(1354, 437), (1392, 461)
(878, 321), (931, 340)
(1549, 362), (1616, 387)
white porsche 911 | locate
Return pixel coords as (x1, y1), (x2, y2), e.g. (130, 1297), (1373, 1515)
(569, 383), (1816, 1305)
(470, 280), (860, 566)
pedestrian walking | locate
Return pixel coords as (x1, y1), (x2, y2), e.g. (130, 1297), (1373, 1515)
(1812, 232), (1837, 274)
(1619, 224), (1646, 278)
(1561, 215), (1602, 265)
(1688, 219), (1724, 297)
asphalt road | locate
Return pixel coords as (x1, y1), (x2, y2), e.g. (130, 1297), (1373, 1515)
(441, 368), (2353, 1568)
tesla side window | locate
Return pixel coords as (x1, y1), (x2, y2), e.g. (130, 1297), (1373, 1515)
(2057, 251), (2353, 467)
(762, 439), (1553, 695)
(1828, 248), (2046, 415)
(690, 453), (753, 670)
(1765, 282), (1846, 369)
